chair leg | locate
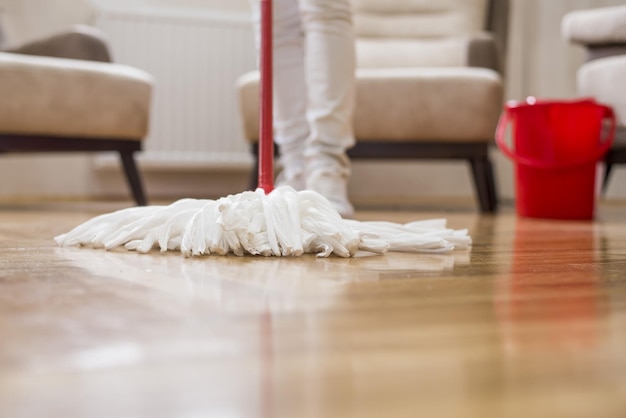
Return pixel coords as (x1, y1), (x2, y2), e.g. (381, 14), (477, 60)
(249, 143), (259, 190)
(602, 161), (613, 196)
(119, 151), (147, 206)
(470, 157), (498, 213)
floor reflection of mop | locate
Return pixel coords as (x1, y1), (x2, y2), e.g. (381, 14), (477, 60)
(57, 245), (469, 313)
(55, 0), (471, 258)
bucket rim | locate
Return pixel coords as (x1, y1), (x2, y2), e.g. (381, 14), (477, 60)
(495, 101), (617, 170)
(505, 96), (599, 110)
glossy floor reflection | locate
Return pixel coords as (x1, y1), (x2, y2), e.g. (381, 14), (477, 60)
(1, 202), (625, 418)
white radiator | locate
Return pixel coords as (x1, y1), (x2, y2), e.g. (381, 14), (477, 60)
(95, 7), (257, 170)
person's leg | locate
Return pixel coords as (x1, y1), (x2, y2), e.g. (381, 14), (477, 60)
(249, 0), (309, 190)
(298, 0), (356, 216)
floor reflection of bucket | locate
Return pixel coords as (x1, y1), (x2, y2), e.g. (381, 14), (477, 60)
(495, 219), (602, 351)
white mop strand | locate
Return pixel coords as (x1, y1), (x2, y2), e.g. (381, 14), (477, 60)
(55, 187), (471, 258)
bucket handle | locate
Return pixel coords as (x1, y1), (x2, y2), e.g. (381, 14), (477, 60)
(496, 105), (616, 169)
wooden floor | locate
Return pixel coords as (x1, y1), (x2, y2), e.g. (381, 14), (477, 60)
(1, 199), (626, 418)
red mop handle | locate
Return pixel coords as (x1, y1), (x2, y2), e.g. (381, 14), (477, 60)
(258, 0), (274, 193)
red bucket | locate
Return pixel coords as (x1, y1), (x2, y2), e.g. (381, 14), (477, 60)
(496, 97), (615, 220)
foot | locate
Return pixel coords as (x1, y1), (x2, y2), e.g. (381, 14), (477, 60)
(305, 169), (354, 218)
(275, 142), (307, 191)
(275, 167), (305, 191)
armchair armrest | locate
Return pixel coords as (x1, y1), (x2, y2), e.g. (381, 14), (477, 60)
(465, 32), (502, 74)
(563, 6), (626, 46)
(563, 6), (626, 62)
(5, 24), (112, 63)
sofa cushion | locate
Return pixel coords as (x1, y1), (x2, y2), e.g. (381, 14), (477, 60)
(0, 51), (153, 139)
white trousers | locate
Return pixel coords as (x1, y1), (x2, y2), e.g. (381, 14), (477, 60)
(248, 0), (356, 178)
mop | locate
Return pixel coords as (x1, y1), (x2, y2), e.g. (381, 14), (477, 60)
(55, 0), (471, 258)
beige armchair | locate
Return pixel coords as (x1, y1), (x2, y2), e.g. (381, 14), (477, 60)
(237, 0), (509, 212)
(0, 24), (153, 205)
(563, 6), (626, 194)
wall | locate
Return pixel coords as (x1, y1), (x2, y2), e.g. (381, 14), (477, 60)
(1, 0), (625, 204)
(0, 0), (95, 45)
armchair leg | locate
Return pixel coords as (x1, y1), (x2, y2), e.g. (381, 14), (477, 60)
(602, 161), (613, 196)
(119, 151), (147, 206)
(249, 143), (280, 191)
(470, 157), (498, 213)
(249, 144), (260, 190)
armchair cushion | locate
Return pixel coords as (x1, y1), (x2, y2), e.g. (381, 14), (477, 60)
(237, 67), (502, 143)
(353, 67), (502, 142)
(0, 51), (153, 139)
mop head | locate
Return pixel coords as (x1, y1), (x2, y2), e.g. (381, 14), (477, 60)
(55, 186), (471, 258)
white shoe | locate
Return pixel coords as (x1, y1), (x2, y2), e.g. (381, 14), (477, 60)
(275, 142), (307, 190)
(305, 169), (354, 218)
(275, 167), (305, 191)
